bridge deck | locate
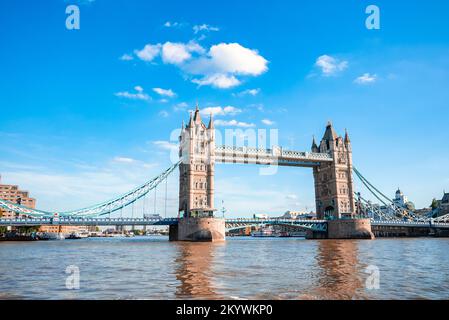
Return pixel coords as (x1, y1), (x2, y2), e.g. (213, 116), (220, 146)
(2, 218), (449, 228)
(215, 146), (333, 167)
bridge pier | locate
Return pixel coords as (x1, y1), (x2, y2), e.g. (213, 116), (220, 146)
(305, 218), (374, 239)
(327, 218), (374, 239)
(169, 217), (225, 242)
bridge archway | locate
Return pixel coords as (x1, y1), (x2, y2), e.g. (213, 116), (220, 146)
(324, 206), (335, 217)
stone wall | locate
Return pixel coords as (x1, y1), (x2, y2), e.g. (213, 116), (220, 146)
(170, 217), (225, 242)
(327, 218), (374, 239)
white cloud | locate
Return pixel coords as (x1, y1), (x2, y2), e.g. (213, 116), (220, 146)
(159, 110), (169, 117)
(261, 119), (275, 126)
(120, 54), (134, 61)
(193, 24), (220, 34)
(214, 119), (255, 128)
(173, 102), (189, 111)
(115, 92), (150, 101)
(135, 44), (161, 62)
(133, 41), (268, 89)
(162, 42), (193, 65)
(161, 41), (205, 65)
(192, 74), (241, 89)
(164, 21), (180, 28)
(113, 157), (136, 164)
(354, 73), (378, 85)
(189, 43), (268, 76)
(234, 88), (260, 97)
(315, 55), (348, 76)
(199, 106), (242, 116)
(152, 87), (176, 97)
(115, 86), (150, 101)
(286, 194), (298, 200)
(153, 140), (178, 151)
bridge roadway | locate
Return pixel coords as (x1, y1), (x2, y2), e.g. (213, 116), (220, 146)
(2, 217), (449, 231)
(214, 145), (333, 167)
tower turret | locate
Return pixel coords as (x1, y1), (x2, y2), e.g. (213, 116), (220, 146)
(208, 113), (214, 129)
(311, 135), (319, 152)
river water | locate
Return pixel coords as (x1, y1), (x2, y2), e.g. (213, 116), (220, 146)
(1, 236), (448, 300)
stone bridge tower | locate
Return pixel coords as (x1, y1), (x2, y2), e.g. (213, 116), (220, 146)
(171, 105), (225, 242)
(178, 105), (215, 218)
(312, 122), (356, 220)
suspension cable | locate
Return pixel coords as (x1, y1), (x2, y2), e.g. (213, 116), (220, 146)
(164, 176), (168, 218)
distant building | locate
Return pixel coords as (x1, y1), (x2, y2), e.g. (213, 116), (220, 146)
(280, 211), (316, 220)
(253, 213), (269, 219)
(0, 175), (36, 219)
(393, 188), (408, 207)
(392, 188), (415, 211)
(435, 192), (449, 216)
(0, 175), (82, 234)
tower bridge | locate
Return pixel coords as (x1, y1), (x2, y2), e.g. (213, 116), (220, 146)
(1, 105), (445, 241)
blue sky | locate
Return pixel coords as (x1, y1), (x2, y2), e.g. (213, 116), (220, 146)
(1, 0), (449, 217)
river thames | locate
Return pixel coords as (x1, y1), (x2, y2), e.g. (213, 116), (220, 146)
(1, 237), (449, 300)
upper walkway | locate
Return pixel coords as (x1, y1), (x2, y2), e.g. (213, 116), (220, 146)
(215, 145), (333, 167)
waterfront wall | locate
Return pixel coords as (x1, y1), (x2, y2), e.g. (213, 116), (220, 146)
(372, 225), (449, 238)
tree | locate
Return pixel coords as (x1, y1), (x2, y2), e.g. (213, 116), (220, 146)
(431, 198), (439, 210)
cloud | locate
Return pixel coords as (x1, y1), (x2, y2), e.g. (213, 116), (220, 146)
(214, 119), (255, 128)
(162, 42), (192, 65)
(153, 140), (178, 151)
(261, 119), (275, 126)
(115, 86), (150, 101)
(286, 194), (298, 200)
(188, 43), (268, 76)
(193, 24), (220, 34)
(234, 88), (260, 97)
(160, 41), (205, 65)
(113, 157), (136, 164)
(354, 73), (378, 84)
(199, 106), (242, 116)
(315, 55), (348, 76)
(173, 102), (189, 111)
(133, 41), (268, 89)
(152, 87), (176, 97)
(134, 44), (162, 62)
(120, 54), (133, 61)
(164, 21), (181, 28)
(159, 110), (169, 117)
(192, 74), (241, 89)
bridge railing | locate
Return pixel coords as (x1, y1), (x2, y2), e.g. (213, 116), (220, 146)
(215, 146), (333, 162)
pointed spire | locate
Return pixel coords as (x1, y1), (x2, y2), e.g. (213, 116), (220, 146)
(344, 128), (351, 144)
(311, 135), (318, 151)
(188, 111), (194, 128)
(208, 112), (214, 129)
(193, 102), (202, 123)
(181, 120), (186, 133)
(323, 121), (337, 141)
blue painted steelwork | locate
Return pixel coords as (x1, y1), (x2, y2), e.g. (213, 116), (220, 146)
(0, 161), (181, 219)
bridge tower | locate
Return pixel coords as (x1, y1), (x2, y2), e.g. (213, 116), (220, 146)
(170, 105), (225, 242)
(313, 122), (356, 220)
